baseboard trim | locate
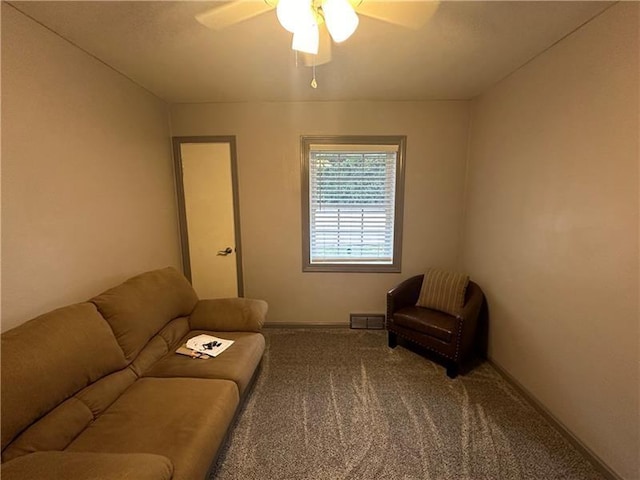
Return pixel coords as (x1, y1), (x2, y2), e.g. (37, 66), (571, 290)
(488, 358), (622, 480)
(263, 322), (350, 328)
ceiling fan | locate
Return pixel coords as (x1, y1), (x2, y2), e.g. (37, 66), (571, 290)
(196, 0), (440, 68)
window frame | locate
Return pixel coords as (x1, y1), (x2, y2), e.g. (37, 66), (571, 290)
(301, 135), (406, 273)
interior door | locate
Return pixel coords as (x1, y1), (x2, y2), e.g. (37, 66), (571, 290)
(173, 137), (243, 298)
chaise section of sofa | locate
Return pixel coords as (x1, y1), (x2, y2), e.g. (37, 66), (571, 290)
(66, 376), (239, 480)
(1, 452), (174, 480)
(1, 267), (268, 480)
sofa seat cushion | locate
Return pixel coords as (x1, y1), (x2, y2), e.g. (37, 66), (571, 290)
(144, 331), (265, 396)
(1, 451), (173, 480)
(392, 306), (457, 343)
(67, 377), (238, 480)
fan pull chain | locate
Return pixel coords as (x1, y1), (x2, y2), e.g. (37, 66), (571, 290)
(311, 65), (318, 89)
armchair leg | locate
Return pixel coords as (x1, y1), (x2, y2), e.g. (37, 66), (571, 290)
(388, 331), (397, 348)
(446, 364), (459, 379)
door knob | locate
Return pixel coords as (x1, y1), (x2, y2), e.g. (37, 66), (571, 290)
(217, 247), (233, 256)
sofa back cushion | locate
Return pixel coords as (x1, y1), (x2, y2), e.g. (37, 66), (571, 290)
(129, 317), (191, 377)
(91, 267), (198, 362)
(1, 303), (127, 452)
(2, 367), (138, 462)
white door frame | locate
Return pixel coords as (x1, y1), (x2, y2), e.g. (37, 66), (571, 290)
(172, 136), (244, 297)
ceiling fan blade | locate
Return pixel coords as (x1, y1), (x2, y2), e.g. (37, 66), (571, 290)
(301, 27), (332, 67)
(355, 0), (440, 30)
(196, 0), (275, 31)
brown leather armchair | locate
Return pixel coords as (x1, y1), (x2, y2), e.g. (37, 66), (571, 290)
(386, 275), (485, 378)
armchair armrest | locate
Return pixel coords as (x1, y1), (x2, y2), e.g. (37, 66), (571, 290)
(460, 281), (484, 322)
(386, 275), (424, 319)
(457, 281), (485, 362)
(1, 452), (173, 480)
(189, 298), (268, 332)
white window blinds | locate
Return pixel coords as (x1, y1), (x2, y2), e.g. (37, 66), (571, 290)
(308, 144), (398, 264)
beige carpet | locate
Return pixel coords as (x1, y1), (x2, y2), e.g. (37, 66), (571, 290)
(210, 328), (604, 480)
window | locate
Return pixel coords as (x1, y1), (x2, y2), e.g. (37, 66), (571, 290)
(301, 136), (406, 272)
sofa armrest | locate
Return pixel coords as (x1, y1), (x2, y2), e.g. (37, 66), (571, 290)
(1, 451), (173, 480)
(189, 298), (268, 332)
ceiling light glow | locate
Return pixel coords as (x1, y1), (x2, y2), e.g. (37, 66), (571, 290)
(292, 22), (320, 54)
(277, 0), (314, 34)
(322, 0), (359, 43)
(277, 0), (359, 52)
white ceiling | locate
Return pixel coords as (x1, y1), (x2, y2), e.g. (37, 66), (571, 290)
(9, 1), (612, 103)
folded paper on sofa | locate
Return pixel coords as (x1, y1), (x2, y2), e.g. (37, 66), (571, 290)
(186, 334), (234, 357)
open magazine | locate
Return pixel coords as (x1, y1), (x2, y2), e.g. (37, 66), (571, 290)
(176, 334), (234, 359)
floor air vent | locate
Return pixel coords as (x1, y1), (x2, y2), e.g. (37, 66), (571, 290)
(350, 313), (385, 330)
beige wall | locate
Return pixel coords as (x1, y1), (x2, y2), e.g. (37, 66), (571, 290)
(462, 3), (639, 478)
(1, 5), (181, 331)
(171, 101), (470, 325)
(7, 2), (635, 475)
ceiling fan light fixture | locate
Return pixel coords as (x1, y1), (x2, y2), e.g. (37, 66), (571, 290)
(322, 0), (359, 43)
(292, 22), (320, 55)
(277, 0), (313, 33)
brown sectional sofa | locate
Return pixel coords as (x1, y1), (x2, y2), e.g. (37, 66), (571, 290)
(1, 267), (268, 480)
